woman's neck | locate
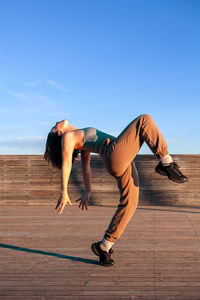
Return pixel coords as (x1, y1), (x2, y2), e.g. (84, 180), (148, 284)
(64, 124), (78, 132)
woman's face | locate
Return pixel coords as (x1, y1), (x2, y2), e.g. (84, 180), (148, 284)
(51, 120), (68, 136)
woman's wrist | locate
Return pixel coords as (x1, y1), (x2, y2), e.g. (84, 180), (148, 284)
(61, 190), (68, 195)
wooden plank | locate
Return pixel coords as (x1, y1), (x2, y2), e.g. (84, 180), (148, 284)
(0, 155), (199, 206)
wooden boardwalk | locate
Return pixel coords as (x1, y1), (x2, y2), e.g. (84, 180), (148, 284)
(1, 205), (200, 300)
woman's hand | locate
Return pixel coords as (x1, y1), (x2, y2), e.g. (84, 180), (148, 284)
(75, 191), (91, 210)
(55, 192), (72, 215)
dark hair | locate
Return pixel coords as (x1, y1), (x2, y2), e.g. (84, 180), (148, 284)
(44, 132), (80, 169)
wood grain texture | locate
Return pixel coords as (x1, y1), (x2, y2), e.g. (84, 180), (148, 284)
(0, 206), (200, 299)
(0, 154), (199, 206)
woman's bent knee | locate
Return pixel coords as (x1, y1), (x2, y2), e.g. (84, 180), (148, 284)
(140, 113), (152, 122)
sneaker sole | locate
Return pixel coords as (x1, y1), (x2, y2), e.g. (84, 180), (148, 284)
(155, 168), (188, 183)
(100, 260), (115, 267)
(155, 168), (167, 176)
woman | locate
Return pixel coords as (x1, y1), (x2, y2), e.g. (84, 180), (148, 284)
(44, 114), (188, 266)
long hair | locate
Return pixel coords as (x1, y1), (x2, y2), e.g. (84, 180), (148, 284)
(44, 132), (80, 169)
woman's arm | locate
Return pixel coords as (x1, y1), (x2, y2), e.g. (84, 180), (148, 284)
(81, 151), (91, 194)
(55, 132), (75, 214)
(75, 151), (91, 210)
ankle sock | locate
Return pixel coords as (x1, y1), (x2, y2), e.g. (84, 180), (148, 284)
(100, 238), (114, 252)
(160, 154), (173, 166)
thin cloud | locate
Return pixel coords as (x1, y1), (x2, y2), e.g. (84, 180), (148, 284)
(7, 90), (29, 101)
(166, 138), (180, 145)
(23, 79), (70, 92)
(24, 80), (43, 87)
(39, 121), (51, 126)
(24, 82), (38, 87)
(46, 80), (69, 92)
(57, 112), (70, 116)
(0, 136), (46, 154)
(177, 129), (188, 136)
(16, 136), (45, 141)
(33, 93), (55, 106)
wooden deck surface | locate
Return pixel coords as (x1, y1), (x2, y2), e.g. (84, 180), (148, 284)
(0, 205), (200, 300)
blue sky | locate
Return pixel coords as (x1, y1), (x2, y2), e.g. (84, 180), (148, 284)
(0, 0), (199, 155)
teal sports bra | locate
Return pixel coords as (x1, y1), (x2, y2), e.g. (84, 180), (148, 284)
(82, 127), (116, 154)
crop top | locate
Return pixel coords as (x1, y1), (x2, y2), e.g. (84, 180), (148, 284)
(82, 127), (116, 154)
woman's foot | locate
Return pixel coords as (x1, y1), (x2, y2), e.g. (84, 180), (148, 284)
(155, 162), (188, 183)
(91, 242), (115, 266)
(91, 241), (113, 255)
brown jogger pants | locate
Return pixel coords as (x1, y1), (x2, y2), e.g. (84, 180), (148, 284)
(100, 114), (169, 242)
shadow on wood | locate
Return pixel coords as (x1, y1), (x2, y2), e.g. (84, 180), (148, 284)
(0, 243), (99, 265)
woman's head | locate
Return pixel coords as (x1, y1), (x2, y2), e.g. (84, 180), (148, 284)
(51, 119), (69, 136)
(44, 131), (80, 169)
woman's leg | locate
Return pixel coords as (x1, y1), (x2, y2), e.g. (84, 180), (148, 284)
(92, 114), (187, 265)
(108, 114), (169, 177)
(91, 161), (139, 266)
(98, 114), (166, 246)
(103, 114), (187, 244)
(104, 161), (139, 242)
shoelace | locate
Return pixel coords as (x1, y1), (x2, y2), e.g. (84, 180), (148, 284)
(170, 162), (183, 176)
(101, 251), (111, 262)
